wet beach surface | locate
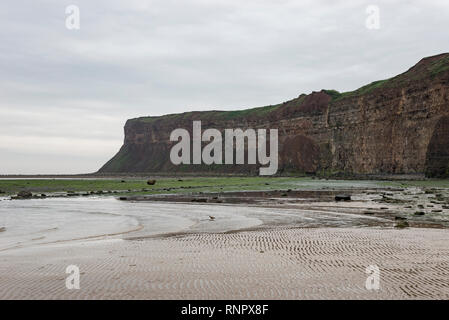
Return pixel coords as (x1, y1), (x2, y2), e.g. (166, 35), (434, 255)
(1, 179), (449, 299)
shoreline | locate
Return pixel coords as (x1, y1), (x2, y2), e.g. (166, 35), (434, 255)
(1, 179), (448, 299)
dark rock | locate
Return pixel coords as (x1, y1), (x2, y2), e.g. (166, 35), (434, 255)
(395, 221), (410, 229)
(119, 197), (128, 201)
(414, 211), (425, 216)
(394, 216), (407, 220)
(17, 191), (32, 198)
(335, 195), (351, 201)
(147, 179), (156, 185)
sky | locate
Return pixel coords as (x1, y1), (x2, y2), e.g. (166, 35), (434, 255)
(1, 0), (448, 174)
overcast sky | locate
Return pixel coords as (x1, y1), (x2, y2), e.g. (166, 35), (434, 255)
(1, 0), (448, 174)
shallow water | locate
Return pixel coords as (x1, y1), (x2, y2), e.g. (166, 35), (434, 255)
(0, 196), (392, 252)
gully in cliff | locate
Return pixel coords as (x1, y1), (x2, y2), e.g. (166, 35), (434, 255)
(170, 121), (278, 175)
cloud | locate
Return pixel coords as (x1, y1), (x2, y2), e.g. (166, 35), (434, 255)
(0, 0), (448, 173)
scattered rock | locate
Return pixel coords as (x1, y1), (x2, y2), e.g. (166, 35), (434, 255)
(432, 209), (443, 213)
(443, 205), (449, 209)
(208, 216), (215, 221)
(394, 216), (407, 221)
(364, 211), (375, 215)
(147, 179), (156, 185)
(121, 180), (126, 183)
(17, 191), (32, 199)
(335, 194), (351, 201)
(0, 227), (6, 232)
(414, 211), (425, 216)
(395, 221), (409, 229)
(178, 179), (183, 182)
(119, 197), (128, 201)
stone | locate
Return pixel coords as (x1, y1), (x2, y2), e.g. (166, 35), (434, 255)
(17, 191), (32, 198)
(335, 195), (351, 201)
(147, 179), (156, 185)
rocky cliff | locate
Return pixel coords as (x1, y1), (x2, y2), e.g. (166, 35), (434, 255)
(99, 53), (449, 177)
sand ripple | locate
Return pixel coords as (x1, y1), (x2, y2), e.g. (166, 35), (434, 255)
(1, 227), (449, 299)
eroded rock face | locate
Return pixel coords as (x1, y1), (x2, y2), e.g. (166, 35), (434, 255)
(99, 54), (449, 177)
(426, 115), (449, 178)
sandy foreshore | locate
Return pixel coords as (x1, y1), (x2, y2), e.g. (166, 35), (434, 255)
(1, 225), (449, 299)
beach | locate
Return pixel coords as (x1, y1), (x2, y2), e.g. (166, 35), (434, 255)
(1, 225), (449, 299)
(1, 190), (449, 299)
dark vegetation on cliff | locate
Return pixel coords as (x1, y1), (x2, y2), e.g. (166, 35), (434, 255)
(100, 53), (449, 177)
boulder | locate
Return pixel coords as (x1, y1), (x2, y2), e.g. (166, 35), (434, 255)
(17, 191), (32, 198)
(395, 221), (410, 229)
(335, 194), (351, 201)
(147, 179), (156, 185)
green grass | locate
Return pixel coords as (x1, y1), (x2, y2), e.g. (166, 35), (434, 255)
(1, 177), (447, 198)
(430, 55), (449, 77)
(381, 180), (449, 189)
(329, 79), (391, 102)
(0, 177), (303, 196)
(136, 103), (281, 124)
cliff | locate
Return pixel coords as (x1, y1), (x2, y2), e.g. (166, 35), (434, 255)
(99, 53), (449, 177)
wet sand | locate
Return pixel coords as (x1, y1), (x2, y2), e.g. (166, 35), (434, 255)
(1, 186), (449, 300)
(1, 225), (449, 299)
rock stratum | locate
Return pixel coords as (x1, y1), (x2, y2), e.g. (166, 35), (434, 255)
(99, 54), (449, 177)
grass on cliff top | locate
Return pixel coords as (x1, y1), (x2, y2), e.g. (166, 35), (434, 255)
(430, 54), (449, 77)
(1, 177), (448, 197)
(137, 103), (281, 123)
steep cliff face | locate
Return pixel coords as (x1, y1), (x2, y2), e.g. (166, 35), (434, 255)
(99, 53), (449, 177)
